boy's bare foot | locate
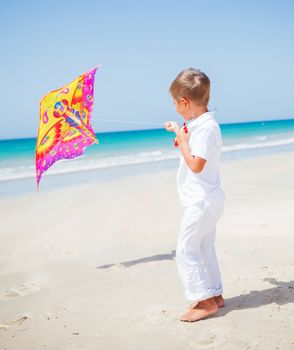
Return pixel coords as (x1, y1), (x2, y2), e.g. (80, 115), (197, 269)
(180, 297), (218, 322)
(188, 295), (224, 309)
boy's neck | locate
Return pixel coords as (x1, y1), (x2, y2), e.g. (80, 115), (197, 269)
(188, 105), (209, 121)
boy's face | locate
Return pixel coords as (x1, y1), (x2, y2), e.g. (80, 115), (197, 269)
(173, 97), (192, 121)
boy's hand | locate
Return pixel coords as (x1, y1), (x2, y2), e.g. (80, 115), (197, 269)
(175, 125), (190, 146)
(164, 121), (180, 133)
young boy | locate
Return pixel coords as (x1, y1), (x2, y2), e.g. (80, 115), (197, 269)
(164, 68), (226, 322)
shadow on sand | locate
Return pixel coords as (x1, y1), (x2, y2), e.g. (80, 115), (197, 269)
(96, 249), (176, 269)
(96, 251), (294, 312)
(214, 277), (294, 317)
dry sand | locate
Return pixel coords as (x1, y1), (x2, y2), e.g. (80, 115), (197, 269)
(0, 152), (294, 349)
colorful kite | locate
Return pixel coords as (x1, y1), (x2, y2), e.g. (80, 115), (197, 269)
(35, 66), (100, 191)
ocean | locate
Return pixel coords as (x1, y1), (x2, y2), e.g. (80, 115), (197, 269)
(0, 118), (294, 196)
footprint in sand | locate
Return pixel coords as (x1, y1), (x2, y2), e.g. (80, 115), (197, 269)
(257, 224), (269, 230)
(189, 334), (226, 348)
(9, 314), (30, 326)
(39, 305), (71, 320)
(39, 311), (53, 320)
(64, 249), (80, 256)
(4, 281), (42, 298)
(91, 331), (103, 337)
(42, 248), (80, 261)
(0, 314), (31, 331)
(0, 324), (10, 331)
(0, 269), (12, 276)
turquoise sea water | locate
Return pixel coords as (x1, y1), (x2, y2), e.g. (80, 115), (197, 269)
(0, 118), (294, 195)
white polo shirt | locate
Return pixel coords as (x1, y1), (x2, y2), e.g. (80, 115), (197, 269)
(176, 110), (224, 207)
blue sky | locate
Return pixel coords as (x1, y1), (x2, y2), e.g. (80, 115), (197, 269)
(1, 0), (293, 139)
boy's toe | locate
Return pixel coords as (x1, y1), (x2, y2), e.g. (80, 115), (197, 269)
(180, 311), (190, 321)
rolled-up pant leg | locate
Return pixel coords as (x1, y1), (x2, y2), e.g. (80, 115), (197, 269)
(176, 198), (224, 302)
(200, 225), (223, 297)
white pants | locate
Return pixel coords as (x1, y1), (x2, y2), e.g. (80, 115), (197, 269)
(176, 190), (225, 302)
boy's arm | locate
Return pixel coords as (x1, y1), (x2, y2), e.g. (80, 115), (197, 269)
(164, 122), (207, 173)
(179, 141), (207, 173)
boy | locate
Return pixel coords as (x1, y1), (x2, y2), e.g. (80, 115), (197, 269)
(164, 68), (226, 322)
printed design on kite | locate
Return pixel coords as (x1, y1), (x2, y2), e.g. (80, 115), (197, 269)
(35, 67), (100, 190)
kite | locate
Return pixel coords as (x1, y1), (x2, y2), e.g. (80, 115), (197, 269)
(35, 66), (100, 191)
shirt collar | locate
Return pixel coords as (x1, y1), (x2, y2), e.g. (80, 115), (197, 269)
(187, 109), (217, 129)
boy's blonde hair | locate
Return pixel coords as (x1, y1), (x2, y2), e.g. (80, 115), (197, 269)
(169, 68), (210, 106)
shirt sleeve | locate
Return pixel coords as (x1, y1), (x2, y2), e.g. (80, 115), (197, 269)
(189, 128), (219, 160)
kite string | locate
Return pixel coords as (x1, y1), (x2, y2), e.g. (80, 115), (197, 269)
(91, 108), (218, 127)
(91, 117), (165, 127)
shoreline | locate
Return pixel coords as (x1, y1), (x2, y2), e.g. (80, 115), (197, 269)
(1, 147), (294, 199)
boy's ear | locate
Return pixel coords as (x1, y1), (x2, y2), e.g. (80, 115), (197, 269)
(180, 97), (189, 107)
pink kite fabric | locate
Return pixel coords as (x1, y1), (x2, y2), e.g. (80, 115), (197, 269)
(35, 67), (100, 191)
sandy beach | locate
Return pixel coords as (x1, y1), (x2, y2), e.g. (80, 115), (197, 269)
(0, 151), (294, 350)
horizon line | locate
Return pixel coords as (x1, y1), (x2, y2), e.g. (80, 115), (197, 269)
(0, 116), (293, 142)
